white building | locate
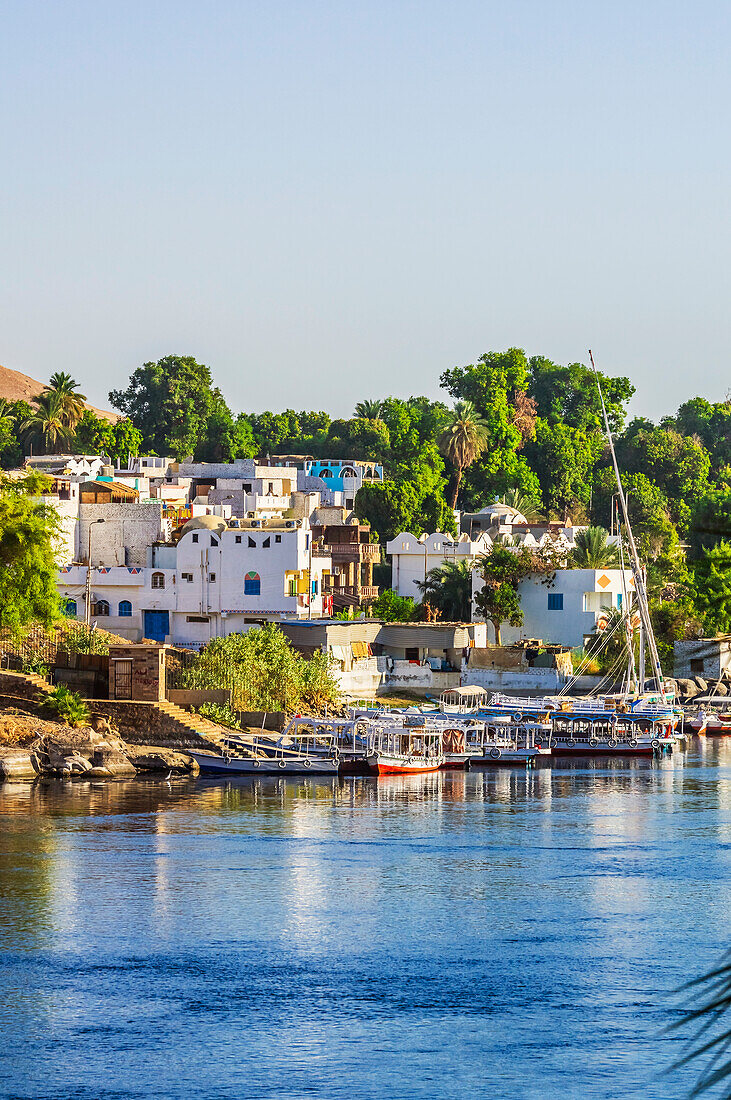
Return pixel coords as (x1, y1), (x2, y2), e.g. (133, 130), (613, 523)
(387, 531), (493, 603)
(58, 514), (333, 645)
(471, 567), (635, 648)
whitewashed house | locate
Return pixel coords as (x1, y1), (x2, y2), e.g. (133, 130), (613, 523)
(471, 566), (635, 648)
(387, 531), (493, 604)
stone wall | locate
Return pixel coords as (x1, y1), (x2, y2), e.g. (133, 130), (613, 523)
(89, 701), (204, 748)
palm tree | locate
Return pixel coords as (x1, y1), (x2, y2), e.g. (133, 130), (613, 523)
(439, 400), (490, 509)
(354, 399), (383, 421)
(416, 559), (474, 621)
(571, 526), (621, 568)
(669, 951), (731, 1096)
(44, 372), (86, 429)
(20, 391), (71, 453)
(498, 487), (542, 521)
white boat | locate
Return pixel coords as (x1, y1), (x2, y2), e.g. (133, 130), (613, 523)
(467, 717), (552, 765)
(372, 724), (444, 775)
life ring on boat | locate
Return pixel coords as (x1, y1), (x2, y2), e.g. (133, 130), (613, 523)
(489, 747), (501, 759)
(303, 758), (312, 768)
(651, 738), (661, 749)
(589, 738), (598, 747)
(278, 759), (287, 769)
(566, 738), (577, 747)
(628, 739), (638, 747)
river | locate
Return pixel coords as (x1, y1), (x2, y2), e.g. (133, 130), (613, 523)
(0, 740), (729, 1100)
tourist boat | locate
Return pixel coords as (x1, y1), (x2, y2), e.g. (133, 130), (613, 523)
(467, 716), (553, 765)
(371, 724), (444, 775)
(187, 718), (341, 775)
(702, 711), (731, 735)
(684, 709), (709, 734)
(548, 708), (675, 755)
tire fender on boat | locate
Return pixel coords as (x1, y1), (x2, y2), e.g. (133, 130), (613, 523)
(303, 758), (312, 768)
(566, 738), (577, 747)
(628, 739), (638, 747)
(589, 738), (598, 748)
(278, 759), (287, 769)
(252, 758), (260, 767)
(608, 739), (618, 748)
(651, 738), (661, 749)
(489, 747), (501, 759)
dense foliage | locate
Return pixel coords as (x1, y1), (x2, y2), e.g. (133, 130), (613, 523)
(2, 347), (727, 652)
(179, 624), (340, 713)
(0, 474), (62, 631)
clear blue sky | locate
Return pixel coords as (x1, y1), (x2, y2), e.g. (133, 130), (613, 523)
(2, 1), (729, 419)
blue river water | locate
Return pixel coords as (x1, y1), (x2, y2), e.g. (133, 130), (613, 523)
(0, 740), (729, 1100)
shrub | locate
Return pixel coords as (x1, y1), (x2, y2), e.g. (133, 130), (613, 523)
(196, 702), (241, 729)
(41, 685), (90, 727)
(180, 624), (340, 714)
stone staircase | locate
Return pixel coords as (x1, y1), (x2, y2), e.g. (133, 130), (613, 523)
(156, 699), (230, 743)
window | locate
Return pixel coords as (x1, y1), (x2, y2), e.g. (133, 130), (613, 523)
(617, 592), (623, 608)
(548, 593), (564, 611)
(248, 536), (256, 548)
(312, 579), (318, 595)
(181, 572), (193, 583)
(211, 537), (218, 547)
(244, 571), (261, 595)
(95, 600), (110, 617)
(151, 572), (165, 589)
(209, 573), (216, 582)
(288, 578), (296, 597)
(243, 483), (252, 492)
(405, 647), (419, 662)
(275, 534), (281, 544)
(192, 533), (199, 543)
(118, 600), (132, 617)
(64, 599), (77, 617)
(235, 535), (242, 544)
(305, 534), (310, 550)
(690, 658), (704, 674)
(267, 482), (274, 494)
(262, 536), (270, 548)
(186, 615), (209, 623)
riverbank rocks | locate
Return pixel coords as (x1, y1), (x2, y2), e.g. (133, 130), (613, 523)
(0, 749), (37, 780)
(127, 746), (200, 775)
(31, 728), (137, 780)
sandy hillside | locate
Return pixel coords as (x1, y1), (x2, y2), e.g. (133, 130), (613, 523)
(0, 363), (119, 422)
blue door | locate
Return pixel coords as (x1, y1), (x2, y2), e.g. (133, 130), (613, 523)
(143, 610), (169, 642)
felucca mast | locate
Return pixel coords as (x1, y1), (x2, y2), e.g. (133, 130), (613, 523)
(588, 350), (666, 701)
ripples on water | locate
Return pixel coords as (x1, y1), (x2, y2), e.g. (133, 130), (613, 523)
(0, 741), (729, 1100)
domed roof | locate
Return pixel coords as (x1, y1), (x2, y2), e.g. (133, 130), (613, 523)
(181, 515), (228, 536)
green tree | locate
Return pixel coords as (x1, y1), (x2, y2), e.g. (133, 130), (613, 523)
(571, 526), (620, 568)
(354, 399), (383, 420)
(615, 423), (710, 531)
(45, 372), (86, 429)
(524, 419), (603, 517)
(416, 559), (473, 621)
(110, 355), (234, 460)
(527, 356), (634, 433)
(695, 541), (731, 635)
(0, 474), (61, 631)
(439, 400), (490, 508)
(368, 588), (416, 622)
(473, 544), (535, 644)
(20, 392), (71, 453)
(73, 410), (143, 458)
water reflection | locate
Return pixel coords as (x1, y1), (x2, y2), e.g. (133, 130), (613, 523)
(0, 741), (729, 1100)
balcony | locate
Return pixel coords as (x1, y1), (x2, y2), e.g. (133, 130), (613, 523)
(324, 541), (380, 561)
